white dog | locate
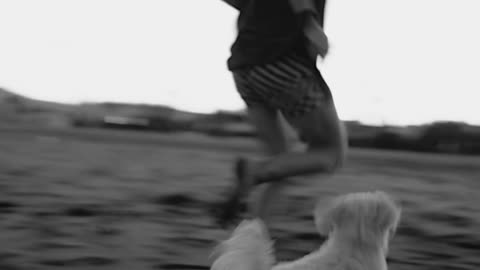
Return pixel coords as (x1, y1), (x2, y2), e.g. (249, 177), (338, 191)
(210, 191), (401, 270)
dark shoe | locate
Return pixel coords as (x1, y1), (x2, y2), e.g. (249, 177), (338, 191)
(213, 194), (246, 229)
(213, 157), (250, 228)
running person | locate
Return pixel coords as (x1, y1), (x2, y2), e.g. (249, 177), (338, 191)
(217, 0), (348, 227)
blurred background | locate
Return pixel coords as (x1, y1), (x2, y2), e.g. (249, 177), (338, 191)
(0, 0), (479, 269)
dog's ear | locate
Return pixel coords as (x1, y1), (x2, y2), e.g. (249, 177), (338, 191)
(313, 196), (350, 236)
(371, 191), (402, 235)
(354, 191), (402, 244)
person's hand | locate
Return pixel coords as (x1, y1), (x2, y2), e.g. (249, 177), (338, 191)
(222, 0), (243, 10)
(304, 20), (329, 58)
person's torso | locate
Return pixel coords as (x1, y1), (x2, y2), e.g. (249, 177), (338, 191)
(227, 0), (326, 71)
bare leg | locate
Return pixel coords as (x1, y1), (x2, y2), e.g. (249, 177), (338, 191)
(242, 106), (291, 224)
(214, 104), (290, 227)
(254, 98), (347, 182)
(245, 99), (347, 223)
(215, 98), (347, 227)
(247, 105), (290, 156)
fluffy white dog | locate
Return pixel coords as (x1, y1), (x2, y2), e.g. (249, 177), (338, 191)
(210, 191), (401, 270)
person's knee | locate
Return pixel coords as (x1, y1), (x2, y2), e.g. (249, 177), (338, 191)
(308, 134), (347, 173)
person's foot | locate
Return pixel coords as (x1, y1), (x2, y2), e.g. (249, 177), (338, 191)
(214, 157), (255, 228)
(213, 193), (246, 229)
(234, 157), (254, 197)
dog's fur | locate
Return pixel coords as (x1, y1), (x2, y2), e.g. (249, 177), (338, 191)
(210, 218), (275, 270)
(210, 191), (401, 270)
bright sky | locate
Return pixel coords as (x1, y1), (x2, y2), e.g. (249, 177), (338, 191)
(1, 0), (479, 126)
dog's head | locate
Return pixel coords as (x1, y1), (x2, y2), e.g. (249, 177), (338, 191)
(313, 191), (401, 251)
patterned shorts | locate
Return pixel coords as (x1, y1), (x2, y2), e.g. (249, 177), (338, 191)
(232, 53), (332, 117)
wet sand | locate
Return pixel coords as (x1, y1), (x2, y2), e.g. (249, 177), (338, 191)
(0, 127), (479, 270)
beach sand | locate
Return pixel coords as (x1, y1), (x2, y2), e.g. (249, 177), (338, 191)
(0, 127), (478, 270)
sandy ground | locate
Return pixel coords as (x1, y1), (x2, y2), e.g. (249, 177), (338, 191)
(0, 127), (479, 270)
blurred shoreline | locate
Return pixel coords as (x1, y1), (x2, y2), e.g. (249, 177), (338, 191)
(2, 87), (480, 156)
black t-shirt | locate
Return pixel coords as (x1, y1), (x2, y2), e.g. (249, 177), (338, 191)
(226, 0), (326, 71)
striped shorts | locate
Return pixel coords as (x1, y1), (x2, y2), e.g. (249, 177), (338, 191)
(232, 53), (332, 117)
